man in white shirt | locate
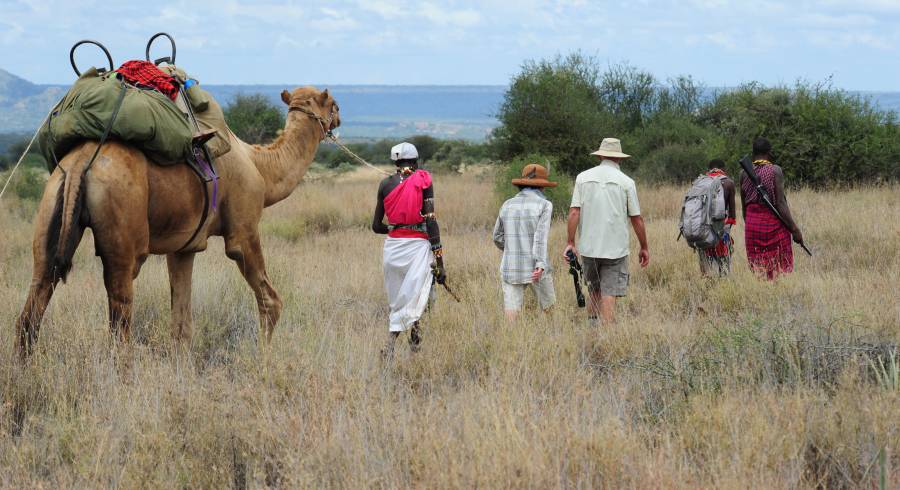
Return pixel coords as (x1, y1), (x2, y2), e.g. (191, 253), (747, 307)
(563, 138), (649, 325)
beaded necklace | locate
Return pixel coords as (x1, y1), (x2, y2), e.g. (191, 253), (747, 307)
(753, 159), (772, 166)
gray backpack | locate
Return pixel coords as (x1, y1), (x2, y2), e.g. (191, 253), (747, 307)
(679, 174), (727, 249)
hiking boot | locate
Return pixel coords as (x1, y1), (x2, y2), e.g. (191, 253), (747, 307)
(192, 128), (218, 146)
(409, 323), (422, 353)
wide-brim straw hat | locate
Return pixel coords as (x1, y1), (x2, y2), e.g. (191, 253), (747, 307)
(590, 137), (631, 159)
(511, 163), (558, 187)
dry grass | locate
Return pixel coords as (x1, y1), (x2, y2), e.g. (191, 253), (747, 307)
(0, 166), (897, 488)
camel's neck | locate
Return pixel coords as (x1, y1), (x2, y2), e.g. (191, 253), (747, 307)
(246, 115), (323, 206)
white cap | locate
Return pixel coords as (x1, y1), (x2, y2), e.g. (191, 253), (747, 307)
(390, 142), (419, 161)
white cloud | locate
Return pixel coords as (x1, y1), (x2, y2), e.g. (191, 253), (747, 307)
(357, 0), (407, 19)
(420, 3), (481, 27)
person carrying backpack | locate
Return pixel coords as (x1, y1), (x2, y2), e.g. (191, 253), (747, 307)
(679, 159), (737, 277)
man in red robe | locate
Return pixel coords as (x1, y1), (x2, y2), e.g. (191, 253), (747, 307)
(740, 138), (804, 280)
(372, 142), (446, 357)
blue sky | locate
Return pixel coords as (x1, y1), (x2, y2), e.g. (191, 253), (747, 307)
(2, 0), (900, 89)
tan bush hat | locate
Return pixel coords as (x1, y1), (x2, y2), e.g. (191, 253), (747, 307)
(511, 163), (558, 188)
(590, 138), (631, 159)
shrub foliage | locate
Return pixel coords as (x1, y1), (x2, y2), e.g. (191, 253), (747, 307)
(224, 93), (285, 144)
(493, 53), (900, 185)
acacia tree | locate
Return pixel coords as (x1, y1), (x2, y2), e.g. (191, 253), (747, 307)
(224, 93), (285, 144)
(492, 53), (612, 175)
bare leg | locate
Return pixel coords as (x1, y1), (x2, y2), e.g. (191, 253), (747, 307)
(599, 296), (617, 325)
(409, 321), (422, 352)
(226, 234), (282, 342)
(382, 331), (400, 360)
(166, 252), (195, 344)
(587, 290), (602, 319)
(504, 310), (519, 322)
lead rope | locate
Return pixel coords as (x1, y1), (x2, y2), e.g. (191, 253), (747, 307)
(0, 108), (54, 202)
(325, 131), (392, 177)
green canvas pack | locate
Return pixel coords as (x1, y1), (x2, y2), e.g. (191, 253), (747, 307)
(38, 66), (224, 170)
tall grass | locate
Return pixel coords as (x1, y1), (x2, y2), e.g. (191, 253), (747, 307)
(0, 168), (896, 488)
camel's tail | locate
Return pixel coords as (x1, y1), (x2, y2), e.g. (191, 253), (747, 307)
(46, 155), (90, 283)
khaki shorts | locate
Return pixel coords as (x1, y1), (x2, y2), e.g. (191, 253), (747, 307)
(582, 256), (629, 297)
(501, 276), (556, 311)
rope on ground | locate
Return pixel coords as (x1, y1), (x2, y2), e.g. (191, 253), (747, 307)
(0, 109), (52, 202)
(326, 132), (392, 176)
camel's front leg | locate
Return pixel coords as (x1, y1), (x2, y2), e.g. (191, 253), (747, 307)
(166, 252), (195, 344)
(225, 234), (283, 341)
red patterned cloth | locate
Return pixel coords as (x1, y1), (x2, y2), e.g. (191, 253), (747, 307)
(384, 170), (431, 239)
(741, 162), (792, 279)
(115, 60), (179, 101)
(741, 161), (776, 205)
(744, 203), (793, 279)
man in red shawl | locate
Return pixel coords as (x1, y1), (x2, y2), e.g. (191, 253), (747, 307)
(372, 142), (446, 358)
(740, 138), (804, 280)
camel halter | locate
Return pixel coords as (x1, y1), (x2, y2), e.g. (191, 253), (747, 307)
(288, 101), (337, 141)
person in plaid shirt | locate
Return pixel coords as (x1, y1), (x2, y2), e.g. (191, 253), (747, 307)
(493, 164), (557, 321)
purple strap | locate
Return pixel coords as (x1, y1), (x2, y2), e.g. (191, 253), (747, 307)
(193, 147), (218, 210)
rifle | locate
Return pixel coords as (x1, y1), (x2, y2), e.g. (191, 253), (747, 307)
(431, 263), (461, 303)
(739, 155), (813, 256)
(565, 250), (587, 308)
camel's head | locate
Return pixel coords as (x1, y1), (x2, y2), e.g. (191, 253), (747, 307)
(281, 87), (341, 135)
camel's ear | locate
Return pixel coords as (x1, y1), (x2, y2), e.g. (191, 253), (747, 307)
(318, 88), (330, 104)
(281, 90), (292, 105)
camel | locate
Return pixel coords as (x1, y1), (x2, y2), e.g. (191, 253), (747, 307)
(14, 87), (340, 357)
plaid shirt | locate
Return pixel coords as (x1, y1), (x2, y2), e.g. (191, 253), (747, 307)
(115, 60), (179, 101)
(492, 189), (553, 284)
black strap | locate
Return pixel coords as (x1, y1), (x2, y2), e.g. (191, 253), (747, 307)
(83, 80), (127, 173)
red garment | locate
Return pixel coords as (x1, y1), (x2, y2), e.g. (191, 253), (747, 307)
(745, 203), (793, 280)
(741, 162), (776, 205)
(705, 169), (733, 258)
(115, 60), (179, 101)
(384, 170), (431, 239)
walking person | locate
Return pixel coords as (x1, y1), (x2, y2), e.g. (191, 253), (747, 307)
(698, 159), (737, 277)
(563, 138), (649, 325)
(372, 142), (446, 358)
(493, 164), (557, 321)
(740, 138), (804, 280)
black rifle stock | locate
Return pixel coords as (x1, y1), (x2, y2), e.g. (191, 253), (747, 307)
(738, 155), (813, 256)
(566, 251), (586, 308)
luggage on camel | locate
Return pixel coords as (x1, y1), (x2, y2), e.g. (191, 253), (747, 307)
(38, 65), (195, 169)
(678, 173), (727, 250)
(39, 41), (231, 171)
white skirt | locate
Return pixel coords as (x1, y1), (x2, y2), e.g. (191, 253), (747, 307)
(383, 237), (434, 332)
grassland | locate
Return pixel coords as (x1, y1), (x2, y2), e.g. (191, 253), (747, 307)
(0, 167), (897, 488)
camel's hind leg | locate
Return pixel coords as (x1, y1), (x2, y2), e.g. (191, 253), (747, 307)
(14, 170), (83, 358)
(225, 233), (283, 341)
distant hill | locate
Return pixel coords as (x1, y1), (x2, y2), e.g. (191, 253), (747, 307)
(0, 69), (67, 133)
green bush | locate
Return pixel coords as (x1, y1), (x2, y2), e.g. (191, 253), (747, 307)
(494, 53), (900, 185)
(14, 167), (47, 201)
(494, 154), (573, 218)
(224, 94), (285, 144)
